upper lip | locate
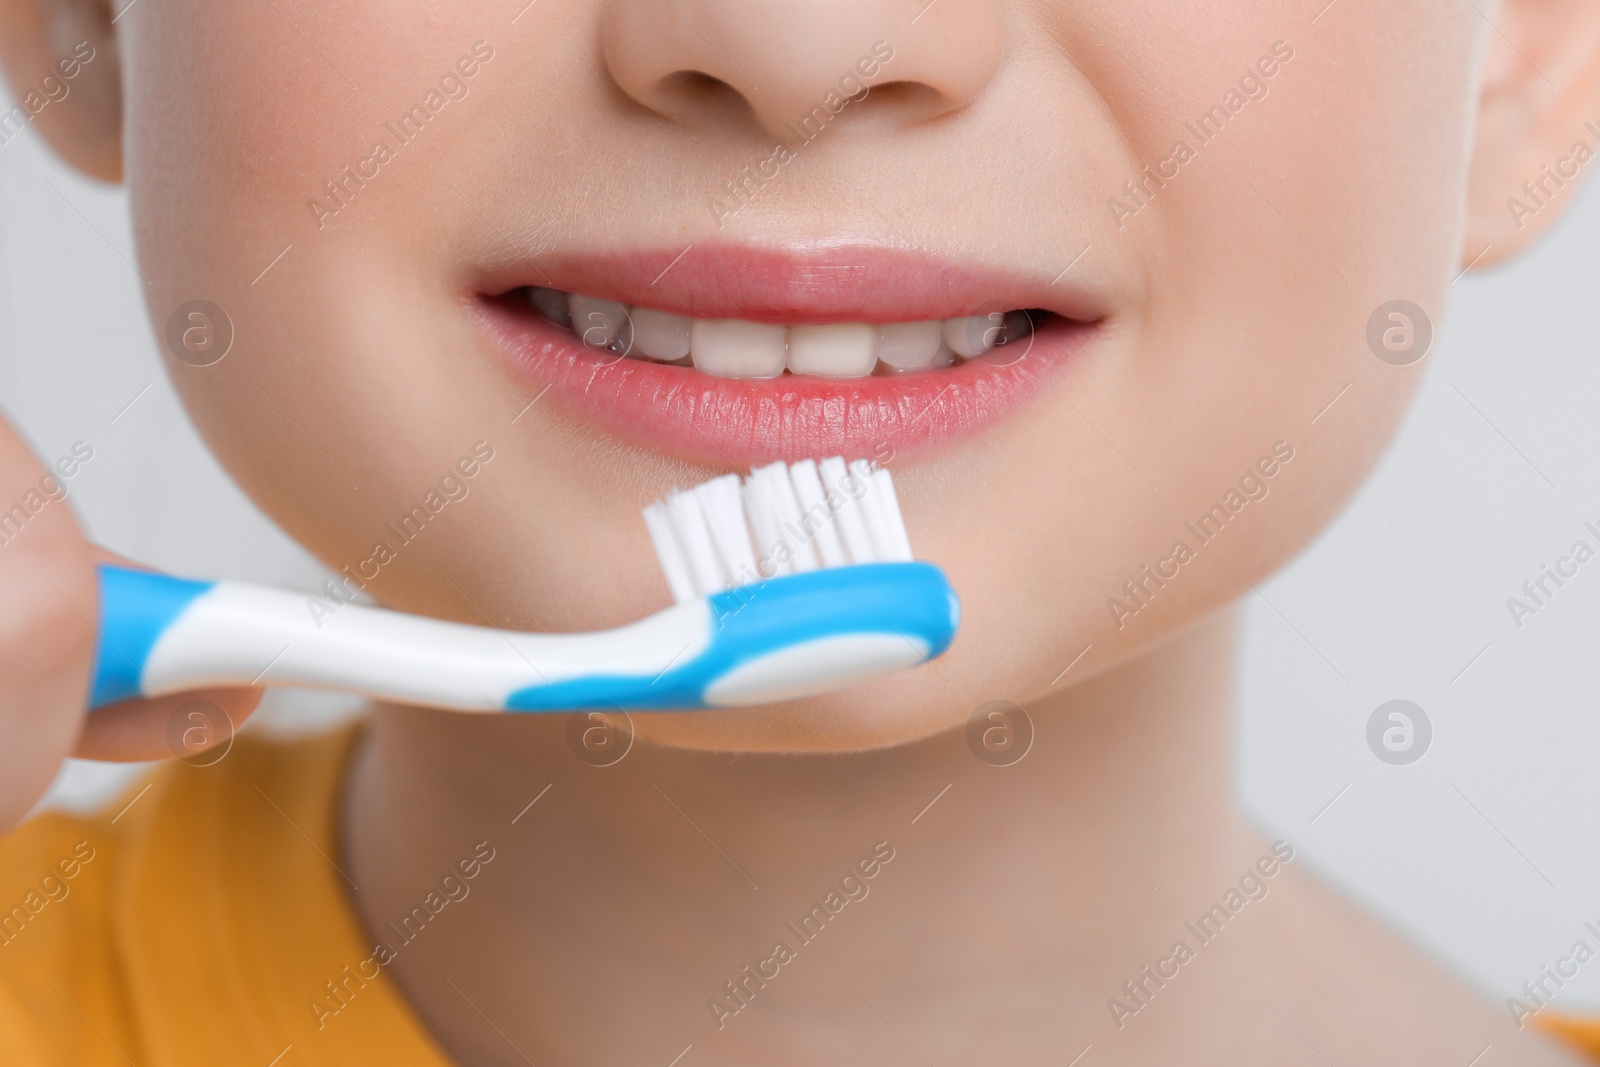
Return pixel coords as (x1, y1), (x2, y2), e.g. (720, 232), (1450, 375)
(470, 242), (1113, 326)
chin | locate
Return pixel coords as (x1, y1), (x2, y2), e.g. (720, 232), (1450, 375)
(628, 678), (973, 754)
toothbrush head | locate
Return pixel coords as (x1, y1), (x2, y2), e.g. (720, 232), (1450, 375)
(614, 458), (960, 707)
(643, 456), (917, 602)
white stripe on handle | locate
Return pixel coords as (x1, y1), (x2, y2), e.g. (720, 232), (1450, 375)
(142, 582), (712, 712)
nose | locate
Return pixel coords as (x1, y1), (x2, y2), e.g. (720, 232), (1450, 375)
(601, 0), (1003, 140)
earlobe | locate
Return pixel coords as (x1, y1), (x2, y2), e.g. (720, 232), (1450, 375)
(0, 0), (121, 182)
(1461, 0), (1600, 270)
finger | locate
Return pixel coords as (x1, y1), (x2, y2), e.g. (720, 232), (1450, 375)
(0, 422), (97, 828)
(88, 544), (157, 570)
(74, 548), (268, 762)
(74, 685), (266, 763)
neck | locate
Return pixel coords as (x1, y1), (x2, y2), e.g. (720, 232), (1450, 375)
(344, 607), (1262, 1065)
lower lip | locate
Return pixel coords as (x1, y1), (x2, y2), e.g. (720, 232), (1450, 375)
(476, 299), (1097, 466)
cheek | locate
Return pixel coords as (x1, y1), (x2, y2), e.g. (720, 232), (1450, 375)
(124, 2), (620, 623)
(973, 5), (1466, 687)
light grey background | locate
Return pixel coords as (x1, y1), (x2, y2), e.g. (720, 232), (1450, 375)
(3, 95), (1598, 1013)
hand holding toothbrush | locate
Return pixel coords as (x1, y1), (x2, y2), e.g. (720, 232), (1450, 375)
(0, 413), (262, 833)
(0, 436), (958, 834)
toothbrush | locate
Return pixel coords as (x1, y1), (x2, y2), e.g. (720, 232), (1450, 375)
(87, 457), (959, 712)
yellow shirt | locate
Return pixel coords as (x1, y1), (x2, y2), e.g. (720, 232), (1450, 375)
(0, 726), (452, 1067)
(1546, 1018), (1600, 1061)
(1, 724), (1596, 1065)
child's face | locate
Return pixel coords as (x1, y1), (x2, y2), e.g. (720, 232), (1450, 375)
(41, 3), (1553, 748)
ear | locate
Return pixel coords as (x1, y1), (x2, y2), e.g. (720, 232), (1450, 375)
(1463, 0), (1600, 269)
(0, 0), (121, 182)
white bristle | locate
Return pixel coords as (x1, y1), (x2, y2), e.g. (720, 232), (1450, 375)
(750, 461), (820, 573)
(642, 503), (698, 605)
(868, 466), (915, 561)
(665, 489), (728, 593)
(850, 458), (893, 559)
(850, 459), (915, 562)
(742, 470), (795, 578)
(702, 474), (760, 586)
(819, 456), (875, 563)
(644, 457), (915, 604)
(789, 459), (848, 568)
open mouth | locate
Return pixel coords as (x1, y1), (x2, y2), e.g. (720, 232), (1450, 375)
(519, 285), (1047, 378)
(472, 246), (1107, 466)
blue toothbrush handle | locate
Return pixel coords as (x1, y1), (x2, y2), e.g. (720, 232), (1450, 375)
(90, 565), (217, 708)
(89, 561), (959, 712)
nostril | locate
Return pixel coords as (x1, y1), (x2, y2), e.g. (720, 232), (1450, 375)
(852, 80), (949, 123)
(662, 70), (732, 97)
(866, 81), (937, 104)
(652, 70), (754, 124)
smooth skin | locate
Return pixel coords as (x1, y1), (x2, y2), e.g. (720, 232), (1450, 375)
(3, 0), (1600, 1062)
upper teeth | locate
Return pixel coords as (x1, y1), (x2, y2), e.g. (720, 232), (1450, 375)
(525, 287), (1032, 378)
